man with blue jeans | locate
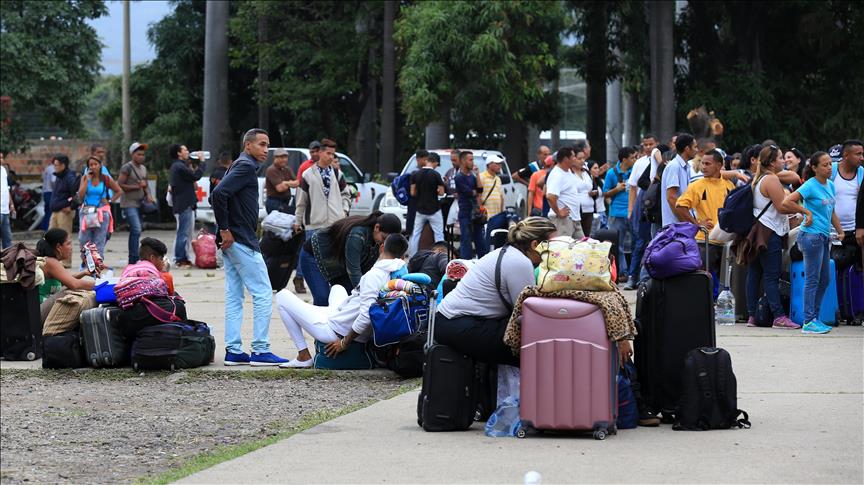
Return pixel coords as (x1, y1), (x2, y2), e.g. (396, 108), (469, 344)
(212, 128), (288, 366)
(117, 142), (153, 264)
(603, 147), (635, 282)
(169, 144), (204, 269)
(454, 151), (487, 259)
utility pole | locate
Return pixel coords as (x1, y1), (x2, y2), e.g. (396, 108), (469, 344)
(379, 0), (396, 174)
(257, 15), (269, 133)
(202, 1), (230, 157)
(122, 0), (131, 151)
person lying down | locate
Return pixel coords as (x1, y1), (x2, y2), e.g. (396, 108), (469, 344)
(275, 233), (409, 368)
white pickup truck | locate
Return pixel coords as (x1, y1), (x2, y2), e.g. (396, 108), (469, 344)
(194, 148), (389, 224)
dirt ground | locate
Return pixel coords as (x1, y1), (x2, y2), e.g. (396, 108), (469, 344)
(0, 369), (411, 484)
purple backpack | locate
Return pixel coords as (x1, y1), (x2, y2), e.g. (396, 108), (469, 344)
(643, 222), (702, 279)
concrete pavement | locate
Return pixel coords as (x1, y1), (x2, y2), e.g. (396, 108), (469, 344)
(181, 327), (863, 484)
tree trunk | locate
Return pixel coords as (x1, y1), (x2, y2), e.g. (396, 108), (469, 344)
(257, 15), (269, 133)
(623, 87), (640, 147)
(585, 1), (608, 162)
(648, 0), (675, 143)
(202, 0), (230, 156)
(502, 114), (526, 169)
(606, 78), (622, 162)
(379, 0), (396, 174)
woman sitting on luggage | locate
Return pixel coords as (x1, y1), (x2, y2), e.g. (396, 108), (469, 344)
(435, 217), (557, 366)
(275, 233), (409, 368)
(298, 211), (402, 305)
(36, 228), (99, 303)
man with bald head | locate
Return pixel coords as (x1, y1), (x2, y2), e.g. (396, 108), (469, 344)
(514, 145), (551, 186)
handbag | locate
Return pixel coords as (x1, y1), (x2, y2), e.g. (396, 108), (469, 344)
(131, 164), (158, 214)
(536, 236), (615, 292)
(82, 206), (101, 228)
(472, 176), (498, 225)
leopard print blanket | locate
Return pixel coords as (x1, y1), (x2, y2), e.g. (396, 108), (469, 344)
(503, 286), (637, 355)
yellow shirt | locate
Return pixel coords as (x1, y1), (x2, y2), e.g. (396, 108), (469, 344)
(676, 177), (734, 241)
(479, 171), (504, 217)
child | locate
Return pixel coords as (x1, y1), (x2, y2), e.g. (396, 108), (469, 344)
(275, 233), (409, 368)
(121, 237), (175, 295)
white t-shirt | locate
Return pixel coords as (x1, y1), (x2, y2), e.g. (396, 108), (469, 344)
(571, 169), (595, 213)
(0, 166), (9, 215)
(545, 165), (581, 221)
(833, 171), (860, 231)
(628, 148), (662, 190)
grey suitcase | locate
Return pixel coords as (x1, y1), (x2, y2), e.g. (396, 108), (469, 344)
(80, 306), (128, 368)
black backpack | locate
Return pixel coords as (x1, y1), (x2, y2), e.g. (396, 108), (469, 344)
(641, 163), (665, 224)
(673, 347), (751, 431)
(637, 162), (652, 191)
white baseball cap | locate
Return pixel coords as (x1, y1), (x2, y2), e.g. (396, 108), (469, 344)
(129, 142), (148, 154)
(486, 154), (504, 165)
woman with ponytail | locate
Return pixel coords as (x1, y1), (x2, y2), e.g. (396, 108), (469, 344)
(35, 228), (98, 303)
(435, 217), (557, 365)
(299, 211), (402, 305)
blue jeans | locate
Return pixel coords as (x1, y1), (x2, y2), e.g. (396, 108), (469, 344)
(0, 213), (11, 249)
(409, 210), (444, 257)
(40, 192), (52, 230)
(299, 245), (331, 306)
(295, 228), (315, 280)
(484, 212), (509, 247)
(629, 217), (651, 282)
(458, 212), (488, 260)
(79, 211), (110, 260)
(124, 207), (142, 264)
(174, 208), (194, 262)
(745, 231), (785, 318)
(222, 242), (272, 354)
(798, 232), (831, 324)
(608, 216), (630, 277)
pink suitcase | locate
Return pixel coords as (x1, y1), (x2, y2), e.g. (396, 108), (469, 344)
(518, 297), (618, 440)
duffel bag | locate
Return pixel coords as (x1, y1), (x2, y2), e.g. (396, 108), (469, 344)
(43, 290), (96, 336)
(114, 276), (169, 309)
(644, 222), (702, 279)
(131, 320), (215, 371)
(42, 329), (87, 369)
(536, 236), (614, 292)
(313, 339), (374, 370)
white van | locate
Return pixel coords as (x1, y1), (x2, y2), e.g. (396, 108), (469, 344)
(378, 149), (528, 229)
(194, 148), (389, 224)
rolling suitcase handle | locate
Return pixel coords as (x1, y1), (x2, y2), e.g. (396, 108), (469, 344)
(700, 226), (711, 274)
(425, 290), (438, 351)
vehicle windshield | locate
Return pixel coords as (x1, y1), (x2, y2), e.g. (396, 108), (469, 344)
(259, 149), (360, 184)
(402, 152), (510, 180)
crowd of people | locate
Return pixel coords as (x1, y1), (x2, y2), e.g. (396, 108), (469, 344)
(3, 127), (862, 367)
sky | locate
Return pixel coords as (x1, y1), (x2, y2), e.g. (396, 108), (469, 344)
(87, 0), (173, 75)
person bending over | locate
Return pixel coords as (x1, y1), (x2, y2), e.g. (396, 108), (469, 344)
(435, 217), (557, 366)
(276, 233), (409, 368)
(408, 240), (449, 289)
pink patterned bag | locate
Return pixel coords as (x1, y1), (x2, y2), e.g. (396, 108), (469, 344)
(114, 276), (169, 309)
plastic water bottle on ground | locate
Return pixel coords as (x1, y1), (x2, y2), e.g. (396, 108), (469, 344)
(524, 471), (542, 484)
(715, 286), (735, 325)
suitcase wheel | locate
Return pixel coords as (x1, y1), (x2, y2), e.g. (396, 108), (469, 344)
(24, 351), (37, 361)
(593, 429), (607, 440)
(516, 428), (527, 439)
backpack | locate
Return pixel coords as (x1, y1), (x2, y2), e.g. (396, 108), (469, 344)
(616, 361), (639, 429)
(673, 347), (751, 431)
(390, 172), (412, 205)
(643, 222), (703, 279)
(641, 164), (665, 223)
(717, 179), (771, 236)
(637, 162), (652, 191)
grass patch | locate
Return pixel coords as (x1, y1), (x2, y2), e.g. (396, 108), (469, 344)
(134, 382), (418, 485)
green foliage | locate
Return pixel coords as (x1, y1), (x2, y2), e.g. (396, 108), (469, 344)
(229, 1), (382, 148)
(0, 0), (107, 153)
(396, 0), (564, 146)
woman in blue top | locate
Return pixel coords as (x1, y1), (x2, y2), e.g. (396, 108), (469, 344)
(782, 152), (845, 335)
(76, 157), (122, 260)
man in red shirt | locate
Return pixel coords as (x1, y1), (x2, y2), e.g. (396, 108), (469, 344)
(296, 140), (322, 182)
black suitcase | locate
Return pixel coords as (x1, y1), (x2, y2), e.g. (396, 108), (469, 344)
(0, 283), (42, 361)
(42, 329), (86, 369)
(634, 239), (716, 418)
(80, 306), (129, 368)
(417, 293), (477, 431)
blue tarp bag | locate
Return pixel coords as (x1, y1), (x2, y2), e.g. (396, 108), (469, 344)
(485, 397), (522, 437)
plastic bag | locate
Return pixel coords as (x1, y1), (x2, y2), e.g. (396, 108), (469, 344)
(261, 211), (297, 241)
(484, 397), (522, 437)
(496, 364), (520, 405)
(192, 231), (217, 269)
(536, 237), (614, 292)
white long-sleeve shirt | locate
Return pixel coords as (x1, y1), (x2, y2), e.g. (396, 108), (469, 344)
(326, 258), (407, 340)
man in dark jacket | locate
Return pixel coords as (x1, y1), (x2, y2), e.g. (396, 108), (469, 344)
(211, 128), (288, 367)
(169, 144), (204, 268)
(408, 241), (449, 288)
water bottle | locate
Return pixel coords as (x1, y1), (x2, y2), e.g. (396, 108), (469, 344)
(190, 151), (211, 161)
(524, 471), (542, 485)
(829, 228), (842, 246)
(715, 286), (736, 325)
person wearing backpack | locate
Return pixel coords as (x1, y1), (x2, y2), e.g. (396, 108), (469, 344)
(740, 146), (799, 329)
(782, 151), (846, 335)
(76, 157), (123, 261)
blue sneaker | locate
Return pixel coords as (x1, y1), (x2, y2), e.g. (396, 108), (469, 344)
(801, 321), (831, 335)
(224, 350), (251, 366)
(250, 352), (289, 366)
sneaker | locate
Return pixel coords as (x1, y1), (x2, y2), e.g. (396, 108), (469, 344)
(250, 352), (290, 366)
(176, 260), (193, 269)
(224, 350), (251, 366)
(772, 316), (801, 329)
(638, 408), (660, 427)
(746, 316), (758, 327)
(622, 279), (637, 291)
(279, 358), (314, 369)
(293, 277), (307, 294)
(801, 321), (831, 335)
